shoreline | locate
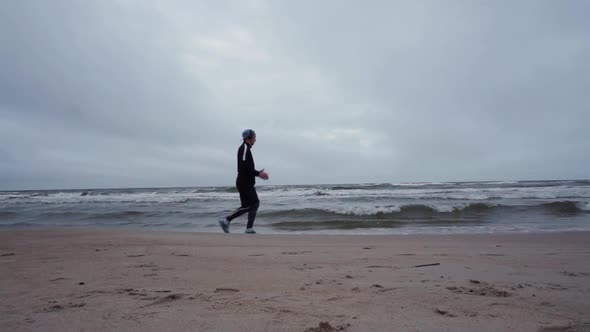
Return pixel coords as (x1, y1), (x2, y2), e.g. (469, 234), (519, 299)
(3, 224), (590, 237)
(1, 228), (589, 331)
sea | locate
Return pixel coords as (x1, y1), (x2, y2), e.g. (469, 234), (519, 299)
(1, 180), (589, 235)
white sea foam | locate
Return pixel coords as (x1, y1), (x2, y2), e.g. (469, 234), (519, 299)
(3, 181), (589, 205)
(325, 205), (402, 216)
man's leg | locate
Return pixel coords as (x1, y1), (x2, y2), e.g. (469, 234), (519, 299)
(226, 186), (251, 222)
(226, 206), (250, 222)
(220, 186), (247, 233)
(245, 187), (260, 229)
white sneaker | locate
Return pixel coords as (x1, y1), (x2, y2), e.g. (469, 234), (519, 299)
(244, 228), (256, 234)
(218, 218), (230, 233)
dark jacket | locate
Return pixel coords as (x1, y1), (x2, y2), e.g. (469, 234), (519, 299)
(236, 142), (260, 187)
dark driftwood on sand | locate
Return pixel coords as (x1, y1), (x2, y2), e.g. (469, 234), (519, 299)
(412, 263), (440, 268)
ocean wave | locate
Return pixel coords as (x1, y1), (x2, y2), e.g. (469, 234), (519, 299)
(40, 212), (89, 219)
(0, 222), (37, 228)
(30, 210), (149, 221)
(0, 211), (17, 215)
(270, 220), (391, 230)
(0, 192), (230, 205)
(337, 202), (496, 215)
(7, 195), (29, 200)
(261, 203), (498, 219)
(542, 201), (587, 214)
(2, 180), (588, 205)
(0, 211), (18, 218)
(86, 211), (146, 220)
(269, 218), (481, 231)
(329, 183), (394, 190)
(261, 201), (589, 221)
(193, 187), (236, 194)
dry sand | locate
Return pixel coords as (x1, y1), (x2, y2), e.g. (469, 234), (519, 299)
(1, 229), (589, 331)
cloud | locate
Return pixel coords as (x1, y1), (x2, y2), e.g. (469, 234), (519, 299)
(1, 0), (589, 190)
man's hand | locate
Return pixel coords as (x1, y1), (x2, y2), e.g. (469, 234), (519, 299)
(259, 171), (269, 180)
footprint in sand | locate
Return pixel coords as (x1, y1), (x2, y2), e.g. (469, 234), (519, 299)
(118, 288), (148, 296)
(560, 271), (590, 277)
(446, 281), (512, 297)
(291, 264), (323, 271)
(42, 302), (86, 312)
(305, 321), (351, 332)
(132, 263), (158, 268)
(538, 322), (590, 331)
(49, 277), (70, 282)
(44, 305), (65, 312)
(214, 288), (240, 293)
(435, 307), (457, 317)
(281, 251), (311, 255)
(543, 283), (569, 291)
(77, 290), (107, 299)
(142, 294), (184, 307)
(369, 284), (397, 293)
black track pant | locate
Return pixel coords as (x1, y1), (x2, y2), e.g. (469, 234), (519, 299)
(226, 184), (259, 229)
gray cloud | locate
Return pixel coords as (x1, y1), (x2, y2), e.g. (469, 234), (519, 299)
(1, 0), (589, 190)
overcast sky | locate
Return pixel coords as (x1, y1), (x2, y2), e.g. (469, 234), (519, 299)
(1, 1), (589, 190)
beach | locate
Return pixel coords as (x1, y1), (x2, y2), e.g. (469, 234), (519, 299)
(1, 229), (589, 331)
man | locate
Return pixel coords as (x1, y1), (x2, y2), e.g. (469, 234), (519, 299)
(219, 129), (269, 234)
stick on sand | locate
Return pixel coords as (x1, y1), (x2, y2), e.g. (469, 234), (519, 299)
(412, 263), (440, 268)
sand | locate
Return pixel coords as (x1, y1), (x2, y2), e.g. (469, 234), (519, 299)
(1, 229), (589, 331)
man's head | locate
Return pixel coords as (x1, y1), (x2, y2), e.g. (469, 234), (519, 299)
(242, 129), (256, 145)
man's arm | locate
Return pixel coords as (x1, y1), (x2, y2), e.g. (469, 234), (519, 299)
(249, 150), (269, 180)
(239, 146), (268, 180)
(238, 147), (260, 177)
